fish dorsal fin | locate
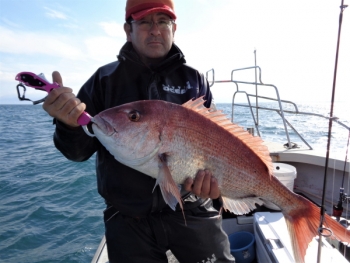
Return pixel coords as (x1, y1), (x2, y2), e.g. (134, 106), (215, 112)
(182, 97), (273, 176)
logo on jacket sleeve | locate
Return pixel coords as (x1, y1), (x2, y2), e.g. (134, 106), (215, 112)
(162, 81), (193, 94)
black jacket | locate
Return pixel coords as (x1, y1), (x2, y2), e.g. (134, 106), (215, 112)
(53, 42), (213, 217)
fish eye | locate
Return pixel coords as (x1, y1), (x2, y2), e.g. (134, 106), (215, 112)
(128, 110), (140, 122)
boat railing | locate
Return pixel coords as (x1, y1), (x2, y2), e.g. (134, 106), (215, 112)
(206, 66), (350, 150)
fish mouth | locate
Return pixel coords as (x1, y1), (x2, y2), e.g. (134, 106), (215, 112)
(91, 115), (117, 136)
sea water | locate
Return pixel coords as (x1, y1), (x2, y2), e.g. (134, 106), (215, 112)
(0, 105), (104, 263)
(0, 102), (349, 263)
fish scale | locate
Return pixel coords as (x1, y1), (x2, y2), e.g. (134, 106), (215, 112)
(91, 97), (350, 263)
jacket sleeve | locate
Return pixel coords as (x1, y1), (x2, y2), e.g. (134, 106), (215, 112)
(53, 120), (98, 162)
(53, 65), (111, 162)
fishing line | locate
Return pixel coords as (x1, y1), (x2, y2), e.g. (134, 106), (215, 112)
(341, 130), (350, 187)
(342, 130), (350, 222)
(332, 159), (336, 207)
(317, 1), (348, 262)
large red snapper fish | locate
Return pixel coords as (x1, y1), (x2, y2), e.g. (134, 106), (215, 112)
(91, 97), (350, 262)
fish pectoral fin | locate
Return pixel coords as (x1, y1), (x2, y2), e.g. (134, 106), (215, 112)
(222, 196), (263, 215)
(154, 154), (183, 211)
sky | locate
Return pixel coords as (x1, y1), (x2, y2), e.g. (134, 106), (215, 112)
(0, 0), (349, 109)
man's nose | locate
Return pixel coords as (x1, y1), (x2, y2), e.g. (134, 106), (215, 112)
(149, 22), (161, 35)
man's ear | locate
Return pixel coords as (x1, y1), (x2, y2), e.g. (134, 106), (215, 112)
(172, 23), (177, 36)
(172, 23), (177, 41)
(124, 23), (132, 42)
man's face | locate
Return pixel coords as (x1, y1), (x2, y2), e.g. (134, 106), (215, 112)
(124, 12), (176, 65)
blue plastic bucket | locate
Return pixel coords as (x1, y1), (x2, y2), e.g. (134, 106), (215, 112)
(228, 231), (255, 263)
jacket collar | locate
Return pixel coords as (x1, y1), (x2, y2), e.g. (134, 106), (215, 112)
(117, 42), (186, 74)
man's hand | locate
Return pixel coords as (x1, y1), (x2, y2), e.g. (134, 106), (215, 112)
(183, 169), (220, 199)
(43, 71), (86, 128)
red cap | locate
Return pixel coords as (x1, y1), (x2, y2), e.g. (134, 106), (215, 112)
(125, 0), (176, 21)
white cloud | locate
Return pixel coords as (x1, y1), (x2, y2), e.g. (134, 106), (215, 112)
(0, 26), (84, 60)
(61, 23), (81, 30)
(2, 18), (21, 28)
(44, 7), (67, 20)
(99, 22), (125, 38)
(84, 36), (124, 62)
(0, 23), (125, 103)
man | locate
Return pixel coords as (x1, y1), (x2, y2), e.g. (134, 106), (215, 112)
(43, 0), (234, 262)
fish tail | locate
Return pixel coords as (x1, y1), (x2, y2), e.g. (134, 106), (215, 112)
(285, 196), (350, 263)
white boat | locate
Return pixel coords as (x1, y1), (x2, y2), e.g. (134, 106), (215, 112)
(91, 65), (350, 263)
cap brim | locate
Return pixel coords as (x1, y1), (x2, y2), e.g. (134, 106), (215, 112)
(131, 7), (176, 20)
